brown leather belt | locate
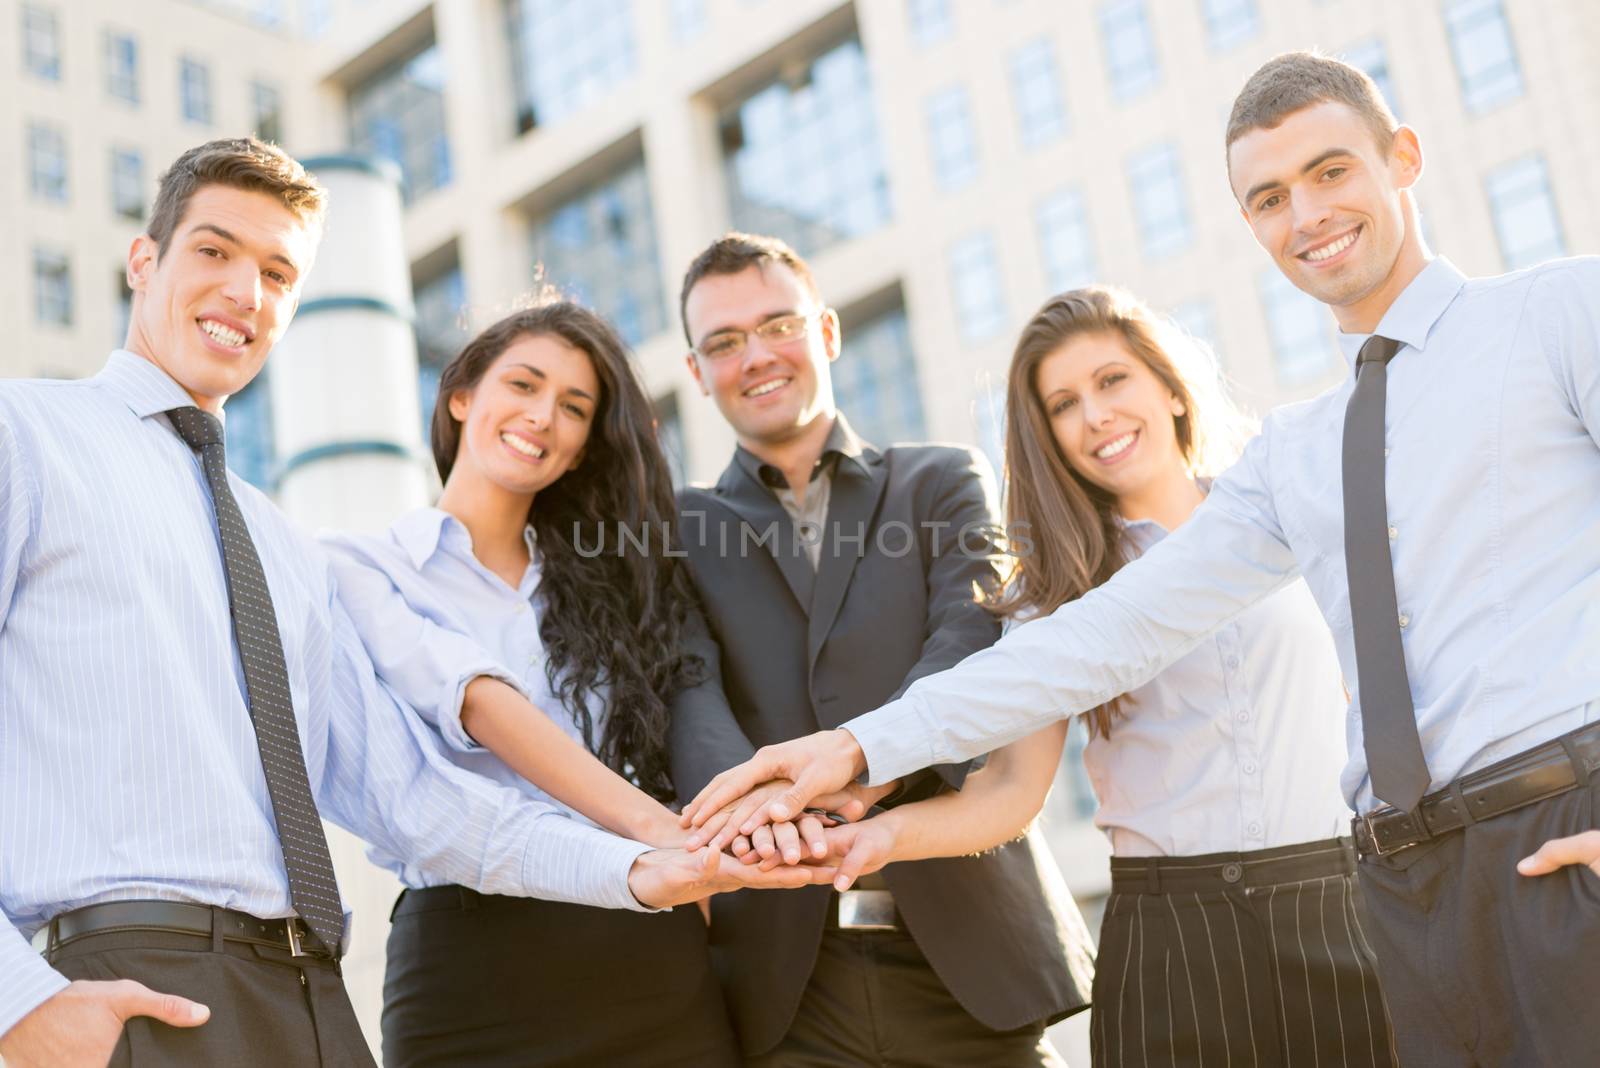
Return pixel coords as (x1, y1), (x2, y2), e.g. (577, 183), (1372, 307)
(1354, 720), (1600, 858)
(36, 899), (338, 960)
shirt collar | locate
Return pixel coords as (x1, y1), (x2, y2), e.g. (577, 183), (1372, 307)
(392, 507), (538, 578)
(1336, 257), (1467, 371)
(94, 349), (217, 422)
(735, 412), (871, 491)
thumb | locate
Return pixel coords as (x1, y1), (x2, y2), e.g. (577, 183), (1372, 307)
(111, 980), (210, 1028)
(769, 767), (834, 824)
(1518, 831), (1600, 876)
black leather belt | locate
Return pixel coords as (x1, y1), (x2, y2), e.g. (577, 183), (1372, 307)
(39, 900), (338, 961)
(1354, 721), (1600, 858)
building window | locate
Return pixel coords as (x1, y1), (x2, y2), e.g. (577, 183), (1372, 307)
(1200, 0), (1258, 51)
(1259, 269), (1333, 385)
(1036, 187), (1095, 294)
(1127, 143), (1191, 260)
(111, 148), (144, 221)
(906, 0), (954, 46)
(28, 123), (68, 203)
(179, 57), (212, 124)
(413, 262), (468, 433)
(251, 81), (283, 143)
(114, 267), (133, 345)
(507, 0), (636, 133)
(720, 37), (891, 256)
(33, 248), (73, 326)
(1341, 39), (1400, 116)
(668, 0), (705, 42)
(1486, 155), (1564, 270)
(653, 392), (688, 486)
(22, 4), (61, 81)
(1444, 0), (1522, 113)
(833, 304), (927, 447)
(950, 232), (1007, 344)
(349, 40), (452, 203)
(1009, 38), (1068, 149)
(105, 30), (139, 105)
(530, 160), (666, 346)
(925, 85), (980, 191)
(1099, 0), (1158, 101)
(224, 377), (275, 490)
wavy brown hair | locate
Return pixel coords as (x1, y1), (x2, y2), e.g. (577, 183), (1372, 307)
(991, 286), (1252, 738)
(431, 298), (702, 799)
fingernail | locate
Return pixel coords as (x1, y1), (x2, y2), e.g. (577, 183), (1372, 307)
(834, 876), (850, 891)
(784, 850), (798, 864)
(191, 1003), (211, 1023)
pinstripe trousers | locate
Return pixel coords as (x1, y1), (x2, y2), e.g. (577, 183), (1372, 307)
(1090, 839), (1398, 1068)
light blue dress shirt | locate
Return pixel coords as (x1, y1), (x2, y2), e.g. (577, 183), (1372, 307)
(0, 352), (648, 1039)
(1007, 503), (1350, 858)
(850, 257), (1600, 815)
(321, 509), (635, 887)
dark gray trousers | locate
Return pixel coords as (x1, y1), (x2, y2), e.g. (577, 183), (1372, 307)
(745, 928), (1064, 1068)
(50, 927), (373, 1067)
(1356, 775), (1600, 1066)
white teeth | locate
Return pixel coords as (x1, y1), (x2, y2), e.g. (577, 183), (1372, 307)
(1304, 230), (1357, 262)
(200, 319), (246, 347)
(745, 378), (789, 398)
(1096, 432), (1136, 460)
(501, 433), (545, 459)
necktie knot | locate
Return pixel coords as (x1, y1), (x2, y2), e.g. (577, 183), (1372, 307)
(166, 406), (225, 451)
(1356, 334), (1402, 369)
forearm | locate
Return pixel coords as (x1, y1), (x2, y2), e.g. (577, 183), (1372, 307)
(463, 676), (679, 845)
(0, 918), (69, 1041)
(874, 721), (1068, 862)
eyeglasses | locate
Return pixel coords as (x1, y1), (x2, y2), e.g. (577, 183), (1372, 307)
(691, 311), (823, 362)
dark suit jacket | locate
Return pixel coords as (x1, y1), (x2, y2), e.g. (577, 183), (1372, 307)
(669, 418), (1095, 1056)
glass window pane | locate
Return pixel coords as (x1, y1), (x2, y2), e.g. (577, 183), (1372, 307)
(530, 159), (667, 346)
(669, 0), (705, 42)
(1444, 0), (1523, 113)
(721, 37), (891, 256)
(105, 30), (139, 104)
(1340, 38), (1400, 117)
(180, 57), (212, 124)
(348, 40), (453, 203)
(1259, 269), (1334, 385)
(33, 248), (73, 326)
(1486, 155), (1564, 269)
(950, 232), (1007, 343)
(22, 5), (61, 81)
(28, 123), (69, 203)
(1201, 0), (1258, 51)
(906, 0), (953, 46)
(1009, 38), (1068, 149)
(1127, 143), (1191, 260)
(926, 84), (980, 191)
(111, 147), (144, 221)
(252, 81), (284, 143)
(507, 0), (637, 133)
(224, 376), (275, 489)
(1036, 187), (1096, 293)
(833, 304), (927, 446)
(1099, 0), (1159, 101)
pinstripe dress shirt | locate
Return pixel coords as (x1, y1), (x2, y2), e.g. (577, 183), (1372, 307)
(321, 509), (630, 886)
(0, 352), (650, 1040)
(850, 257), (1600, 815)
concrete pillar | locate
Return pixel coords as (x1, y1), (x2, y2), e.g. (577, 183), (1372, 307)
(269, 153), (428, 1051)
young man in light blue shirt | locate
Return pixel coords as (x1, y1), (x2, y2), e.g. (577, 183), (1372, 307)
(685, 52), (1600, 1066)
(0, 139), (825, 1068)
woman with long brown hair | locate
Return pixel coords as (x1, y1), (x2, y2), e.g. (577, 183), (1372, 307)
(783, 286), (1397, 1066)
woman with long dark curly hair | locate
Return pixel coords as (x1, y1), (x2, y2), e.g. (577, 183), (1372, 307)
(323, 298), (786, 1066)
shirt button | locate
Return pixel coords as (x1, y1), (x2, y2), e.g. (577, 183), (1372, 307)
(1221, 862), (1244, 883)
(1398, 612), (1410, 629)
(1235, 711), (1249, 723)
(1387, 525), (1397, 541)
(1226, 656), (1240, 670)
(1246, 821), (1262, 838)
(1242, 761), (1257, 775)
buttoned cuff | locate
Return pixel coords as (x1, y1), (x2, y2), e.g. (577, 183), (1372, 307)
(519, 815), (661, 913)
(444, 667), (531, 752)
(844, 697), (945, 786)
(0, 923), (69, 1043)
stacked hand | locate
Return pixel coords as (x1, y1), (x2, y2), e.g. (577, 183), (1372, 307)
(626, 845), (839, 909)
(680, 730), (870, 854)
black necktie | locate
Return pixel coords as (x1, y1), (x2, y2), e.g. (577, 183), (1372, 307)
(1341, 337), (1431, 812)
(167, 406), (345, 952)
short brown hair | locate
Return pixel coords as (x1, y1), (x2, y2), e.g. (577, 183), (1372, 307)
(678, 232), (822, 345)
(1226, 51), (1397, 167)
(147, 138), (327, 259)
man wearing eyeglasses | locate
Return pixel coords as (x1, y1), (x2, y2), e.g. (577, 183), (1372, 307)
(666, 232), (1093, 1066)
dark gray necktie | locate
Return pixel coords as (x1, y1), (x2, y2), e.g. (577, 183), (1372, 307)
(1341, 337), (1431, 812)
(167, 406), (345, 952)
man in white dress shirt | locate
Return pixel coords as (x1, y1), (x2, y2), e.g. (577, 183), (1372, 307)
(683, 52), (1600, 1066)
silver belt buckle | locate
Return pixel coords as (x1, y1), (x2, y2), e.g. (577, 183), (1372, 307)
(285, 918), (307, 957)
(837, 889), (897, 930)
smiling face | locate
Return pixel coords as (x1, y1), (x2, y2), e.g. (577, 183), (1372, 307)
(682, 262), (839, 449)
(124, 183), (318, 411)
(1034, 331), (1189, 506)
(1229, 100), (1426, 332)
(446, 333), (599, 502)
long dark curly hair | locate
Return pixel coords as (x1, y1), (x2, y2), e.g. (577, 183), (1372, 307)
(431, 299), (702, 800)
